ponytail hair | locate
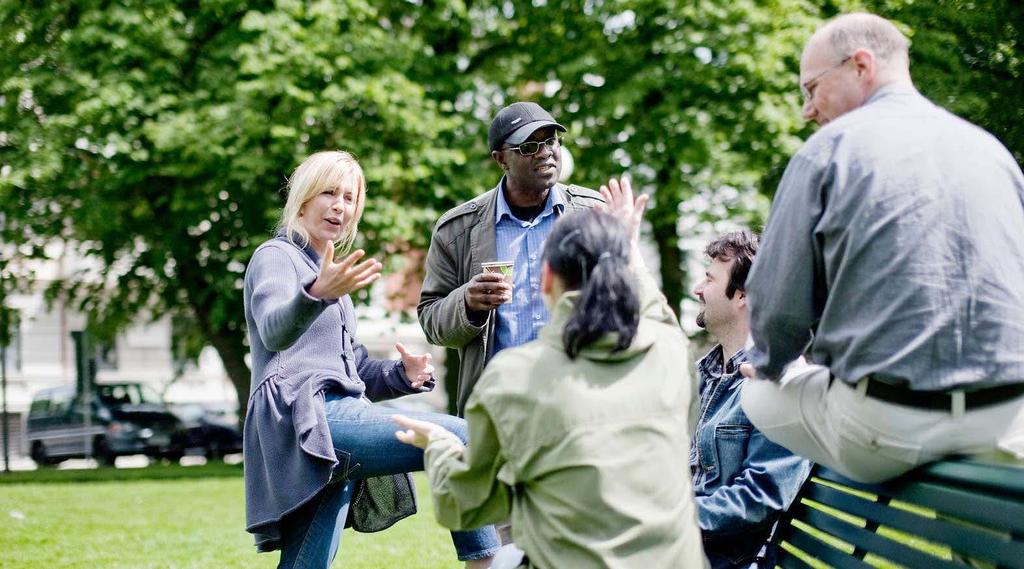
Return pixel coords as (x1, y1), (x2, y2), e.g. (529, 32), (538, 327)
(543, 210), (640, 359)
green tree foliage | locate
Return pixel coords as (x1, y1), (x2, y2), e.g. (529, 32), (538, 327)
(359, 0), (824, 313)
(463, 0), (822, 310)
(4, 1), (1015, 414)
(0, 0), (477, 412)
(866, 0), (1024, 164)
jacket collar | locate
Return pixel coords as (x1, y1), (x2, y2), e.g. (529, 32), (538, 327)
(864, 82), (920, 106)
(495, 177), (567, 224)
(274, 230), (321, 271)
(697, 344), (749, 382)
(469, 180), (571, 274)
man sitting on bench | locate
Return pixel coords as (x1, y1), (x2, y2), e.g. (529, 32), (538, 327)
(690, 231), (811, 568)
(739, 12), (1024, 483)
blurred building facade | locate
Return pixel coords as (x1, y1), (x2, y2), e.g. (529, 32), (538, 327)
(1, 246), (444, 458)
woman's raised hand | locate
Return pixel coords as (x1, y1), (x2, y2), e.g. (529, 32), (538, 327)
(307, 241), (383, 300)
(599, 177), (649, 243)
(396, 342), (434, 389)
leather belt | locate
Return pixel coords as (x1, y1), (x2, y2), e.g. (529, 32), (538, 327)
(862, 377), (1024, 411)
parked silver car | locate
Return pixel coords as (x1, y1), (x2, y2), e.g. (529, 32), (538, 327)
(26, 383), (188, 466)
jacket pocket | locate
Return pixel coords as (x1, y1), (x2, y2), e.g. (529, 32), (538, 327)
(714, 424), (753, 485)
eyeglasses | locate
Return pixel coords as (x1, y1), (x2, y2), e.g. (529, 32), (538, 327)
(801, 56), (852, 102)
(503, 134), (563, 156)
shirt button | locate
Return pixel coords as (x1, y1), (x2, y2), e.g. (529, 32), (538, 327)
(534, 314), (541, 320)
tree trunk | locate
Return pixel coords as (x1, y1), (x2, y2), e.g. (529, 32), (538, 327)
(650, 161), (688, 318)
(656, 233), (686, 318)
(205, 326), (251, 424)
(172, 238), (251, 423)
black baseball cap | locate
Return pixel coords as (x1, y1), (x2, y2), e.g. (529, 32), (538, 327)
(488, 102), (566, 152)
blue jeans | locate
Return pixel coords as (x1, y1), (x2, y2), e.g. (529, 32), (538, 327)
(278, 392), (501, 568)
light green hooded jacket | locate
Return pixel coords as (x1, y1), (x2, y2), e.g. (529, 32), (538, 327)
(422, 263), (707, 568)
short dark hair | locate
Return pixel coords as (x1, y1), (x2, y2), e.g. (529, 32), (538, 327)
(704, 230), (759, 299)
(543, 211), (639, 359)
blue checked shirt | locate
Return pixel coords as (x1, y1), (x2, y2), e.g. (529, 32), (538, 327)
(492, 182), (566, 356)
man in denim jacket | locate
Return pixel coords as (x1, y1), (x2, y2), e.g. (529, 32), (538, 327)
(690, 231), (811, 568)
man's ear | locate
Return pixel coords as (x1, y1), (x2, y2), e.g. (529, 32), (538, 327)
(851, 47), (876, 80)
(736, 288), (748, 309)
(492, 150), (508, 171)
(541, 261), (553, 295)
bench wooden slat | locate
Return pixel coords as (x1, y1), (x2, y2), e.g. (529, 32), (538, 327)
(776, 548), (817, 569)
(814, 466), (1024, 535)
(804, 482), (1024, 565)
(813, 459), (1024, 499)
(798, 506), (970, 569)
(897, 481), (1024, 535)
(777, 460), (1024, 568)
(781, 519), (874, 569)
(923, 459), (1024, 498)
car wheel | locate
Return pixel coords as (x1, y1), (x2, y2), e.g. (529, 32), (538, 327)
(30, 442), (53, 467)
(205, 442), (223, 461)
(163, 451), (184, 464)
(93, 437), (117, 467)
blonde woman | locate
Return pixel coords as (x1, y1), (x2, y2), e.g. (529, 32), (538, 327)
(242, 151), (499, 569)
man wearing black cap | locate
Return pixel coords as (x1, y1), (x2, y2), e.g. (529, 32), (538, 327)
(418, 102), (604, 415)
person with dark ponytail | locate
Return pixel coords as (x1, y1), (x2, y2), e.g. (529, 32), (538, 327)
(548, 214), (640, 359)
(394, 179), (707, 569)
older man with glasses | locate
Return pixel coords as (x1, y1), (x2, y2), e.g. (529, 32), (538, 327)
(739, 12), (1024, 484)
(419, 102), (604, 419)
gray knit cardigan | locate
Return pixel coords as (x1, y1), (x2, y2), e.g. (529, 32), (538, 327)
(242, 235), (429, 550)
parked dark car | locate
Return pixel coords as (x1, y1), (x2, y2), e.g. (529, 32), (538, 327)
(171, 402), (243, 459)
(26, 383), (188, 466)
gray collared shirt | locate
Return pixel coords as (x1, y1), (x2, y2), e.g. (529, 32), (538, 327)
(747, 85), (1024, 390)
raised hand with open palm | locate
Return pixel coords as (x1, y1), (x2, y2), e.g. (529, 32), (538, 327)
(307, 240), (383, 300)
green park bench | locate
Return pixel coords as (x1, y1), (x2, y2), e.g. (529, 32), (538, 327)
(772, 457), (1024, 569)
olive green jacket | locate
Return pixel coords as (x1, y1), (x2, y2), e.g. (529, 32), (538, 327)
(417, 180), (603, 415)
(422, 265), (708, 569)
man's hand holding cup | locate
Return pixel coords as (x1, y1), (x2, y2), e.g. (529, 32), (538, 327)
(465, 262), (514, 314)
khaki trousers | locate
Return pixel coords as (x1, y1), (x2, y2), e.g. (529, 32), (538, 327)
(740, 363), (1024, 483)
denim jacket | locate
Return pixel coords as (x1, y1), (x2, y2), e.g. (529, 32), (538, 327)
(689, 346), (811, 568)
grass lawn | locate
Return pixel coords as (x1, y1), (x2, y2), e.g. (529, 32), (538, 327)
(0, 463), (465, 569)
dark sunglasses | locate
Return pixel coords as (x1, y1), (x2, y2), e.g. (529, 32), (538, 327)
(503, 134), (563, 156)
